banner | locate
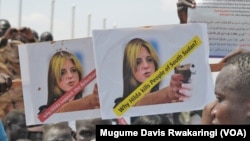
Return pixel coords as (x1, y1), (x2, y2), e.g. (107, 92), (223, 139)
(189, 0), (250, 57)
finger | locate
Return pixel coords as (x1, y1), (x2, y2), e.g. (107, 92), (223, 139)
(11, 79), (21, 87)
(170, 78), (184, 95)
(179, 96), (189, 101)
(171, 73), (185, 81)
(179, 92), (192, 101)
(172, 87), (180, 95)
(177, 0), (196, 8)
(189, 0), (196, 5)
(171, 83), (182, 95)
(201, 100), (217, 124)
(181, 83), (192, 90)
(204, 100), (217, 112)
(173, 93), (184, 102)
(179, 89), (192, 97)
(171, 74), (184, 87)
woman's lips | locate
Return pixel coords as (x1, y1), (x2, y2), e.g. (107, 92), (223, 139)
(144, 72), (152, 77)
(68, 81), (76, 86)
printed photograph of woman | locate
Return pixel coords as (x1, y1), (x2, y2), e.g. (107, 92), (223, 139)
(114, 38), (191, 108)
(38, 50), (99, 115)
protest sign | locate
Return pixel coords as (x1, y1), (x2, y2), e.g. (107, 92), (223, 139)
(92, 23), (214, 119)
(19, 37), (101, 125)
(189, 0), (250, 57)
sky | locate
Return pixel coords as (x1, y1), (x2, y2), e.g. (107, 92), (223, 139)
(0, 0), (179, 41)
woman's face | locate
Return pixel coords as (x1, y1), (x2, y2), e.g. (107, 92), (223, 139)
(134, 47), (156, 83)
(58, 59), (80, 92)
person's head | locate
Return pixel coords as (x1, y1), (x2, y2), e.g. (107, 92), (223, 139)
(17, 139), (32, 141)
(123, 38), (160, 98)
(0, 19), (11, 37)
(43, 122), (75, 141)
(3, 110), (28, 141)
(40, 31), (53, 42)
(212, 52), (250, 124)
(3, 27), (37, 43)
(27, 125), (44, 141)
(75, 118), (112, 141)
(32, 29), (39, 41)
(131, 114), (172, 125)
(47, 50), (83, 106)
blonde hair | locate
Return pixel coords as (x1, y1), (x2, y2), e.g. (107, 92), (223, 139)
(122, 38), (160, 98)
(47, 51), (83, 106)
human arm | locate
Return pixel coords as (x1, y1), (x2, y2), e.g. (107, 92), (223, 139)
(0, 73), (21, 94)
(56, 84), (100, 112)
(177, 0), (196, 24)
(219, 47), (249, 63)
(209, 47), (249, 72)
(201, 100), (217, 124)
(135, 73), (190, 106)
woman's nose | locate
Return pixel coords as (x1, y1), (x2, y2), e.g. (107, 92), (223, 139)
(66, 71), (73, 78)
(141, 59), (149, 68)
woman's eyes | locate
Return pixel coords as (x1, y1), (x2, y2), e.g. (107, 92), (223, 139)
(136, 59), (142, 65)
(71, 68), (77, 73)
(146, 57), (153, 62)
(136, 57), (153, 65)
(61, 69), (67, 76)
(60, 68), (77, 76)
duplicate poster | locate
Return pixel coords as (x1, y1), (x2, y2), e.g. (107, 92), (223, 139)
(19, 37), (100, 125)
(92, 23), (215, 119)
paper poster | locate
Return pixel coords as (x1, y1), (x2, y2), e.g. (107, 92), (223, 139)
(188, 0), (250, 57)
(92, 23), (214, 119)
(19, 37), (101, 125)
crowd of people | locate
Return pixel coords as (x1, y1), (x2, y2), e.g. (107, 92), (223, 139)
(0, 0), (250, 140)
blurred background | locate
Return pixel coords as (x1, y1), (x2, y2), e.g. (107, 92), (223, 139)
(0, 0), (179, 41)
